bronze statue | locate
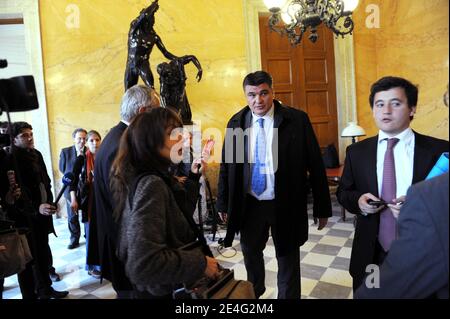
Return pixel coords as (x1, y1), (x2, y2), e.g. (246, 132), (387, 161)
(157, 55), (202, 125)
(124, 0), (178, 91)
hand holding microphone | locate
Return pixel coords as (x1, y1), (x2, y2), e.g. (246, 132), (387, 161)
(54, 172), (75, 206)
(40, 173), (70, 216)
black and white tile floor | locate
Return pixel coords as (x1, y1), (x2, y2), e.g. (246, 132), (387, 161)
(2, 197), (354, 299)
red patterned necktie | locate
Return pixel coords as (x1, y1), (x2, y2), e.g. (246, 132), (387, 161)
(378, 138), (400, 252)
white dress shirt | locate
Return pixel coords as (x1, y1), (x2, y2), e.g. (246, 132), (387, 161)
(248, 105), (275, 200)
(377, 128), (415, 198)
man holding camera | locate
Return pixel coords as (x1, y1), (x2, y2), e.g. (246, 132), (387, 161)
(337, 76), (448, 291)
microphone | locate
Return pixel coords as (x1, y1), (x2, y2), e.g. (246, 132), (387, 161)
(6, 170), (17, 189)
(54, 172), (75, 205)
(72, 155), (85, 177)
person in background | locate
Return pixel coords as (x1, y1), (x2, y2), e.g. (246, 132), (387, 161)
(70, 130), (103, 279)
(111, 108), (219, 299)
(93, 85), (160, 298)
(217, 70), (331, 299)
(59, 128), (87, 249)
(337, 76), (449, 291)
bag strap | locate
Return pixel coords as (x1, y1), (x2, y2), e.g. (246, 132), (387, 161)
(224, 280), (242, 299)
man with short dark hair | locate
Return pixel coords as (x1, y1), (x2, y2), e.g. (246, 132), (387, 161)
(217, 70), (331, 299)
(1, 121), (68, 299)
(337, 76), (449, 291)
(59, 128), (87, 249)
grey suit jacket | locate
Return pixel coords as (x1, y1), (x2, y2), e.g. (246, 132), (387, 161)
(355, 173), (449, 299)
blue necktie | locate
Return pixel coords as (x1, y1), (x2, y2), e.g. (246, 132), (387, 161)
(251, 118), (266, 195)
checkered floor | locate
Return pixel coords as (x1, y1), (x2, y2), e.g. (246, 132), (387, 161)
(2, 196), (355, 299)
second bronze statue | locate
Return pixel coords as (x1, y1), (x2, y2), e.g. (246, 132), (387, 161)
(157, 55), (202, 125)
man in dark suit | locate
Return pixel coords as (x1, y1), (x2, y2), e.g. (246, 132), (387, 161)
(59, 128), (87, 249)
(217, 71), (332, 299)
(355, 173), (449, 298)
(93, 85), (159, 298)
(337, 76), (449, 291)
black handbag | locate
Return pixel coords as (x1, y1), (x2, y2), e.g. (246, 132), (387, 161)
(174, 195), (255, 299)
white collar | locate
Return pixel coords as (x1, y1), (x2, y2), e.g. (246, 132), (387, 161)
(378, 127), (414, 144)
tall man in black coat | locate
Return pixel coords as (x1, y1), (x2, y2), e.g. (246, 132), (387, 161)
(93, 85), (160, 298)
(217, 71), (332, 299)
(59, 128), (87, 249)
(337, 76), (449, 291)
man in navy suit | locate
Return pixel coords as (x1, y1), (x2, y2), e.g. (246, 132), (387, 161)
(337, 76), (449, 291)
(217, 71), (332, 299)
(355, 173), (449, 298)
(93, 85), (159, 298)
(59, 128), (87, 249)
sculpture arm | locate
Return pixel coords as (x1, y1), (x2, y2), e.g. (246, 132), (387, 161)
(180, 55), (202, 82)
(155, 34), (178, 60)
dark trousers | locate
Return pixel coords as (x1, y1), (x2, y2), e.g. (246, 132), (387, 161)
(240, 195), (301, 299)
(66, 200), (80, 245)
(352, 241), (388, 291)
(17, 223), (53, 298)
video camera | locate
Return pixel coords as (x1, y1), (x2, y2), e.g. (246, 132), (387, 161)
(0, 59), (39, 147)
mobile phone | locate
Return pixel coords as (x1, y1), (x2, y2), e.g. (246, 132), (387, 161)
(367, 199), (387, 207)
(201, 139), (215, 160)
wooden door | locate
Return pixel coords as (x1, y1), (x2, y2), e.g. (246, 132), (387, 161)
(259, 15), (339, 152)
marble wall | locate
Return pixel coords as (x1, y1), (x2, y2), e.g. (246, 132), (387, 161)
(39, 0), (248, 188)
(352, 0), (449, 140)
(37, 0), (449, 193)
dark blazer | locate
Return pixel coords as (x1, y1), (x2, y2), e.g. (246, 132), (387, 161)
(1, 147), (55, 235)
(337, 132), (449, 283)
(93, 121), (132, 291)
(59, 145), (85, 200)
(217, 100), (332, 257)
(355, 173), (449, 299)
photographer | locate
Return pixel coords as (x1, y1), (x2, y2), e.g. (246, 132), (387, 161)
(1, 122), (68, 299)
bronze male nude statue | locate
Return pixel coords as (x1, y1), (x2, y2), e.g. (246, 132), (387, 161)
(124, 0), (178, 90)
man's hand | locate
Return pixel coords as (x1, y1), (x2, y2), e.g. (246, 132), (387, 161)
(313, 217), (328, 230)
(218, 212), (228, 224)
(70, 199), (79, 214)
(358, 193), (385, 215)
(174, 176), (188, 184)
(39, 203), (57, 216)
(5, 186), (21, 205)
(388, 195), (406, 219)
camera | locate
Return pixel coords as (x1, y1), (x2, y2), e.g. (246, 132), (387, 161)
(0, 59), (40, 148)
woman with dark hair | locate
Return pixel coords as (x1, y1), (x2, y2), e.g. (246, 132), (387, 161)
(110, 108), (219, 299)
